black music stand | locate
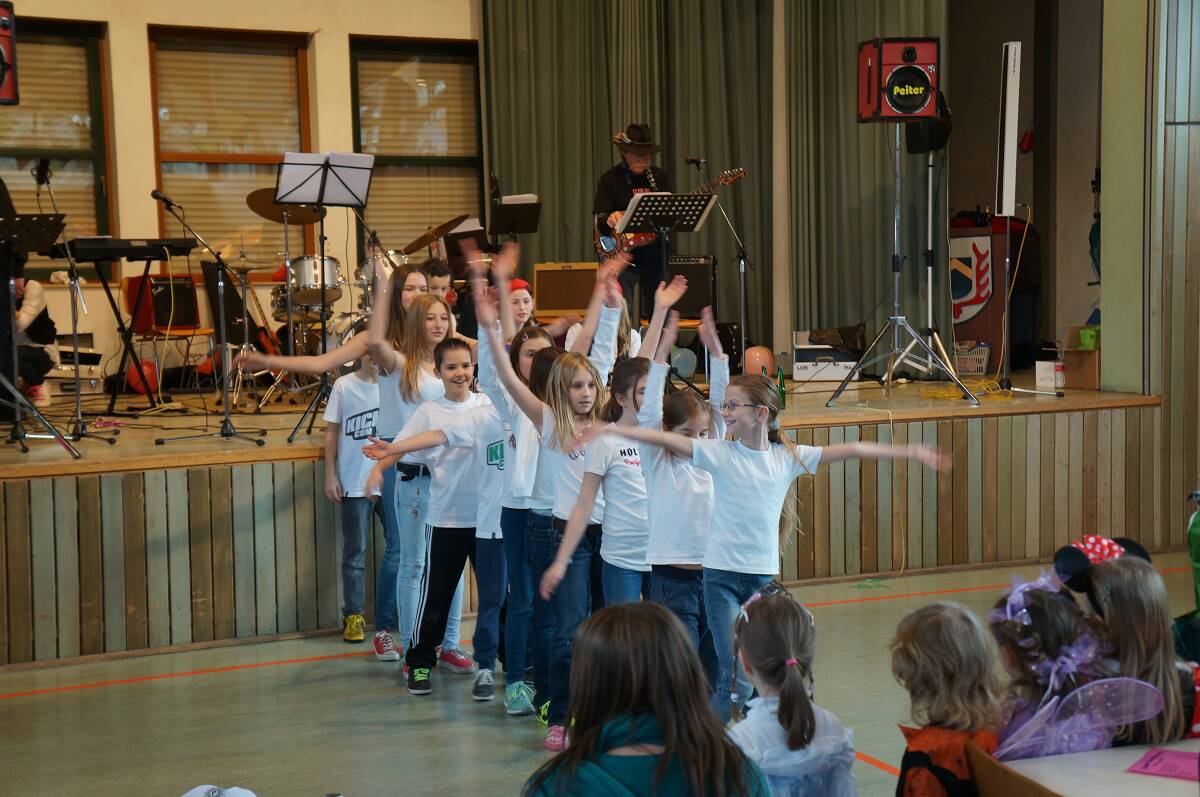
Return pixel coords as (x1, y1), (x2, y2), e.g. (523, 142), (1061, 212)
(488, 199), (541, 243)
(275, 152), (374, 442)
(0, 214), (80, 458)
(616, 192), (716, 311)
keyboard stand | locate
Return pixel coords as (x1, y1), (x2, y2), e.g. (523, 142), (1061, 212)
(96, 259), (164, 415)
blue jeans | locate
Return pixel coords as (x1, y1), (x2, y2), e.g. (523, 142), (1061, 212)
(649, 568), (718, 689)
(703, 567), (773, 718)
(373, 462), (403, 630)
(340, 496), (386, 617)
(395, 472), (463, 649)
(473, 537), (507, 671)
(525, 511), (557, 709)
(548, 522), (602, 726)
(601, 560), (649, 605)
(501, 507), (534, 684)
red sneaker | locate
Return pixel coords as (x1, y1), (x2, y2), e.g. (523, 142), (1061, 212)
(25, 383), (51, 408)
(437, 647), (476, 674)
(544, 725), (568, 752)
(373, 630), (400, 662)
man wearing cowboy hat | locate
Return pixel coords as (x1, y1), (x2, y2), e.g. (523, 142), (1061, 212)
(593, 122), (673, 325)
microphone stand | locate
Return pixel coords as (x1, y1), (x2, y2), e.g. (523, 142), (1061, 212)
(154, 201), (265, 447)
(690, 159), (751, 372)
(39, 165), (117, 444)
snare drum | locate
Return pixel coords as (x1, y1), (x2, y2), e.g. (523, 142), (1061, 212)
(290, 255), (343, 305)
(271, 285), (327, 323)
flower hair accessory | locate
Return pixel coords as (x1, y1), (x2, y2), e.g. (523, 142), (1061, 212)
(988, 570), (1063, 628)
(1030, 633), (1112, 700)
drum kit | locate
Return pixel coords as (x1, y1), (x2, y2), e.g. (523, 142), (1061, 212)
(228, 187), (468, 411)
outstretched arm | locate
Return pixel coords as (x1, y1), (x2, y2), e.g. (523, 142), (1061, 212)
(820, 442), (949, 470)
(638, 276), (688, 359)
(598, 423), (694, 460)
(539, 473), (602, 599)
(235, 331), (370, 375)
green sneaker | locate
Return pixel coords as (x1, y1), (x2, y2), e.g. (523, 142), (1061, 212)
(535, 700), (550, 727)
(407, 667), (432, 695)
(505, 681), (536, 716)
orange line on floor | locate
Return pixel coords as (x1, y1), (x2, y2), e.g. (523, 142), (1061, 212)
(856, 751), (901, 777)
(0, 651), (373, 700)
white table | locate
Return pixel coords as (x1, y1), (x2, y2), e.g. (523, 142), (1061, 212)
(1006, 738), (1200, 796)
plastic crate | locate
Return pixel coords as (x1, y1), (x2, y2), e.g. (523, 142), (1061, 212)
(953, 343), (991, 377)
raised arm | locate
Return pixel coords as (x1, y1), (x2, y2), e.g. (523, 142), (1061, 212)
(235, 331), (370, 375)
(470, 255), (545, 427)
(588, 275), (624, 384)
(491, 241), (519, 342)
(638, 310), (680, 430)
(570, 253), (629, 356)
(638, 276), (688, 359)
(539, 472), (602, 599)
(367, 260), (403, 374)
(599, 423), (694, 459)
(698, 306), (730, 437)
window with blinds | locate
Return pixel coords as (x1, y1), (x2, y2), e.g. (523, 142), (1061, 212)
(351, 42), (482, 258)
(150, 34), (308, 272)
(0, 27), (110, 273)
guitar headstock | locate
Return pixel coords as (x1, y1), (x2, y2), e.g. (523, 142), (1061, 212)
(714, 168), (747, 187)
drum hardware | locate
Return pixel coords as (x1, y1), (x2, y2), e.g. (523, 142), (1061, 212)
(400, 214), (469, 256)
(226, 259), (269, 409)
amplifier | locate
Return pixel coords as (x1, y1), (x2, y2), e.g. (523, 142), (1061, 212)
(667, 255), (715, 319)
(533, 261), (598, 318)
(124, 275), (200, 334)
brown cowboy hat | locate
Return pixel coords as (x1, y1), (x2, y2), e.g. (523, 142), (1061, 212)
(612, 122), (660, 155)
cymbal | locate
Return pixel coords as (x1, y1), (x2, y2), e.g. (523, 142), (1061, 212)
(401, 214), (469, 255)
(246, 187), (327, 225)
(227, 260), (266, 273)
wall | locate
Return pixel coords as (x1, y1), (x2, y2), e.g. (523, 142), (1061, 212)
(24, 0), (480, 375)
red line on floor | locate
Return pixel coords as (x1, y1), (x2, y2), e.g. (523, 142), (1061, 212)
(0, 651), (373, 700)
(856, 751), (901, 777)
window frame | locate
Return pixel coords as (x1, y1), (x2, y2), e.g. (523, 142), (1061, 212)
(147, 26), (314, 275)
(348, 36), (484, 261)
(0, 19), (114, 278)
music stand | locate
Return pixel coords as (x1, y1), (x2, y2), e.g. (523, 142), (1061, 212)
(616, 191), (716, 325)
(488, 197), (541, 242)
(275, 152), (374, 442)
(0, 214), (80, 458)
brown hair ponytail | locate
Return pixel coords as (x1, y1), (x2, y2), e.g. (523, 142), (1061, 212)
(733, 587), (818, 750)
(601, 357), (649, 422)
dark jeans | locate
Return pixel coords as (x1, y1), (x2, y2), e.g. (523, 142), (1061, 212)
(501, 507), (534, 684)
(601, 559), (649, 605)
(547, 520), (602, 726)
(525, 511), (557, 709)
(405, 526), (474, 671)
(339, 497), (387, 617)
(649, 567), (718, 689)
(472, 537), (507, 671)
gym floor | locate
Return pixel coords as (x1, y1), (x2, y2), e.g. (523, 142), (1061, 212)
(1, 551), (1193, 796)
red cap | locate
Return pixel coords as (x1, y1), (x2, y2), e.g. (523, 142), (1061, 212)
(510, 278), (531, 293)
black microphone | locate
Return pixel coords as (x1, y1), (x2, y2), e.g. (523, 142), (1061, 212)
(32, 158), (51, 186)
(685, 156), (707, 166)
(150, 189), (178, 209)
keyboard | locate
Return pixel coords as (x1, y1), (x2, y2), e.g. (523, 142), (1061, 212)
(46, 236), (197, 262)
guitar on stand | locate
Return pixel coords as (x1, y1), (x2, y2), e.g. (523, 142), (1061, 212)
(594, 167), (746, 258)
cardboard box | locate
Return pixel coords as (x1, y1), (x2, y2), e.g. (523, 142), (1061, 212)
(1062, 326), (1101, 390)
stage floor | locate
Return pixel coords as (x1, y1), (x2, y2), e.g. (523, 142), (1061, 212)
(0, 374), (1160, 479)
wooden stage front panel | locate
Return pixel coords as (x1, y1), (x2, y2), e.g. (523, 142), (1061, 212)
(0, 385), (1168, 666)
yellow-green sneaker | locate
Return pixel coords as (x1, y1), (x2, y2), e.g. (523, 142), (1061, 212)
(342, 613), (366, 643)
(535, 700), (550, 727)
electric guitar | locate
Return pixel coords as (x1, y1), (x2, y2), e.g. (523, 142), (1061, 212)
(594, 167), (747, 258)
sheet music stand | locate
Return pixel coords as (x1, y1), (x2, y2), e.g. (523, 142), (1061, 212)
(0, 214), (80, 458)
(616, 192), (716, 313)
(488, 200), (541, 243)
(275, 152), (375, 442)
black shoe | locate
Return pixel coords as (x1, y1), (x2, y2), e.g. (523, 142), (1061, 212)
(407, 667), (433, 695)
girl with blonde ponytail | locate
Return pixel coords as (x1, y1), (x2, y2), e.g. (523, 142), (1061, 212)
(594, 356), (948, 719)
(731, 584), (857, 797)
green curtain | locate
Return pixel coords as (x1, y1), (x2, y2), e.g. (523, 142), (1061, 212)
(483, 0), (773, 342)
(787, 0), (950, 349)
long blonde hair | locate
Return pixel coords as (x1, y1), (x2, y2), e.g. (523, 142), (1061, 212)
(399, 293), (451, 403)
(1093, 557), (1186, 744)
(891, 602), (1005, 731)
(544, 352), (606, 450)
(729, 374), (805, 546)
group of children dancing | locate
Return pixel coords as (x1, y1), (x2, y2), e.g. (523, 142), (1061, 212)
(240, 247), (1200, 796)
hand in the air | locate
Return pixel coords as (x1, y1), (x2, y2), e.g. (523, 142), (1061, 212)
(655, 275), (688, 309)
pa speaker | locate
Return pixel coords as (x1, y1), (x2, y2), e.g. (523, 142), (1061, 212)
(994, 41), (1022, 218)
(0, 2), (17, 106)
(857, 37), (940, 122)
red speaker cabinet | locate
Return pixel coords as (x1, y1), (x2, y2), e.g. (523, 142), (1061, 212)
(857, 37), (939, 122)
(0, 1), (17, 106)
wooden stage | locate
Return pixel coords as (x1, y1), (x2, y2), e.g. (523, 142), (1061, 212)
(0, 378), (1169, 667)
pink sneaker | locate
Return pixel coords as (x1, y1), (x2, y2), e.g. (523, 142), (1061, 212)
(373, 630), (400, 662)
(25, 383), (50, 408)
(437, 647), (476, 673)
(544, 725), (568, 752)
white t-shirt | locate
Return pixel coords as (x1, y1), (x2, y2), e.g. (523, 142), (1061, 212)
(637, 357), (729, 565)
(541, 404), (604, 524)
(397, 392), (491, 528)
(322, 371), (381, 498)
(691, 439), (821, 574)
(585, 432), (649, 571)
(475, 320), (539, 510)
(376, 348), (444, 438)
(442, 404), (507, 539)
